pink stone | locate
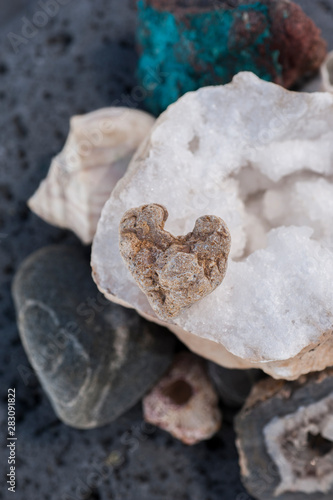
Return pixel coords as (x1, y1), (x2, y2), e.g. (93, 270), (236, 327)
(143, 352), (222, 445)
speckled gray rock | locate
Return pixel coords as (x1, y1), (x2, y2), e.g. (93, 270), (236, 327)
(12, 245), (175, 429)
(208, 363), (264, 408)
(235, 369), (333, 500)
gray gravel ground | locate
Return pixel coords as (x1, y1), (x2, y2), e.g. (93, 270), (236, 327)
(0, 1), (332, 499)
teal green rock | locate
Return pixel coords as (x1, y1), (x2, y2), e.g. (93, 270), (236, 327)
(136, 0), (327, 115)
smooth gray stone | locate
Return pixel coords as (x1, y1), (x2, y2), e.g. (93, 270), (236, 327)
(12, 245), (175, 429)
(208, 362), (264, 408)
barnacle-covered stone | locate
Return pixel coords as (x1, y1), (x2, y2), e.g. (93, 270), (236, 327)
(28, 107), (155, 243)
(91, 72), (333, 380)
(321, 51), (333, 93)
(143, 352), (222, 445)
(235, 369), (333, 499)
(119, 204), (231, 321)
(137, 0), (327, 114)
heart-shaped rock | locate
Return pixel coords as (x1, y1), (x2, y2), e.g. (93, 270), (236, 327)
(119, 204), (231, 321)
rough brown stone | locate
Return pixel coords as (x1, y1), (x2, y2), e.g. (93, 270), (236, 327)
(119, 204), (231, 321)
(270, 1), (328, 88)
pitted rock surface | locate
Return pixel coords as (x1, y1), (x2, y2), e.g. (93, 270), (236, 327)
(119, 204), (231, 320)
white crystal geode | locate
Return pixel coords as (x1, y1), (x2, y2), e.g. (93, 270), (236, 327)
(91, 72), (333, 380)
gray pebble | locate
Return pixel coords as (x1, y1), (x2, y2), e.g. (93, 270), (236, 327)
(208, 362), (264, 408)
(12, 245), (175, 429)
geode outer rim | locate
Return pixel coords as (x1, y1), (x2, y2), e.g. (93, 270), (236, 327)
(235, 369), (333, 500)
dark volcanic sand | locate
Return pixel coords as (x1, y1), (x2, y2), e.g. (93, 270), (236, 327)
(0, 1), (332, 499)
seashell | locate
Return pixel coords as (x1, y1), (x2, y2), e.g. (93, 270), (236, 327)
(92, 72), (333, 381)
(321, 50), (333, 93)
(143, 352), (222, 445)
(28, 107), (155, 243)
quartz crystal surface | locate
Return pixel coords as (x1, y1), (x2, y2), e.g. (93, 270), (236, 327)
(235, 369), (333, 499)
(92, 72), (333, 380)
(264, 394), (333, 495)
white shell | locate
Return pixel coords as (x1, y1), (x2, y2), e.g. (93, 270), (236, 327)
(91, 73), (333, 380)
(321, 51), (333, 93)
(28, 107), (155, 243)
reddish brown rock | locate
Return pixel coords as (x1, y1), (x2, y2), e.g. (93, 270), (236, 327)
(270, 1), (327, 88)
(137, 0), (327, 114)
(119, 204), (231, 321)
